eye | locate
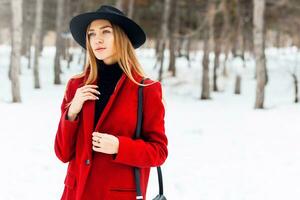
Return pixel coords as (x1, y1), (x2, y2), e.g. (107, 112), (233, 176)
(88, 32), (95, 37)
(103, 30), (111, 34)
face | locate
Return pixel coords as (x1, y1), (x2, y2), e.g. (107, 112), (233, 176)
(87, 19), (117, 64)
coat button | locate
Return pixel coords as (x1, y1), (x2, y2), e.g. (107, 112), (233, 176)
(85, 159), (90, 165)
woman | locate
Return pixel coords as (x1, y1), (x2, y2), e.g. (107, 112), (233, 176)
(54, 5), (168, 200)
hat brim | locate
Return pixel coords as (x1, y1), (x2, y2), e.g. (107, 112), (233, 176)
(69, 12), (146, 49)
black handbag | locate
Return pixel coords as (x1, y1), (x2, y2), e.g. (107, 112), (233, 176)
(134, 78), (167, 200)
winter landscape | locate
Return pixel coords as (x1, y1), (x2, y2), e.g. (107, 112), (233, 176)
(2, 0), (300, 199)
(1, 46), (300, 200)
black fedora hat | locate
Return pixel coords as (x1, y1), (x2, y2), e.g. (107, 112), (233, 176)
(69, 5), (146, 49)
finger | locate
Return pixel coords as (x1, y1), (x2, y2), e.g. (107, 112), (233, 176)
(92, 141), (101, 147)
(81, 84), (98, 89)
(92, 136), (100, 142)
(78, 85), (97, 93)
(99, 134), (114, 141)
(93, 136), (103, 143)
(97, 133), (108, 138)
(92, 145), (103, 152)
(82, 93), (98, 99)
(82, 95), (98, 101)
(82, 96), (98, 102)
(92, 132), (103, 137)
(82, 88), (101, 95)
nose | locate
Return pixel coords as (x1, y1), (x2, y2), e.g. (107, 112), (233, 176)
(95, 37), (103, 44)
(95, 34), (104, 44)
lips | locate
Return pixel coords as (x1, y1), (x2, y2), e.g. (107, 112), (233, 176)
(95, 47), (106, 51)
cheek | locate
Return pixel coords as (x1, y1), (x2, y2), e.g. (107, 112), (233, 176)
(106, 35), (114, 46)
(89, 38), (96, 48)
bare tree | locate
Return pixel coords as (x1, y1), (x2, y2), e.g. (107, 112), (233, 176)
(213, 2), (223, 92)
(221, 0), (230, 77)
(54, 0), (64, 84)
(22, 0), (35, 70)
(157, 0), (171, 82)
(253, 0), (267, 108)
(289, 51), (299, 103)
(127, 0), (135, 19)
(232, 56), (244, 94)
(33, 0), (44, 89)
(168, 0), (180, 77)
(115, 0), (124, 11)
(10, 0), (23, 102)
(233, 0), (244, 94)
(201, 0), (215, 100)
(291, 73), (298, 103)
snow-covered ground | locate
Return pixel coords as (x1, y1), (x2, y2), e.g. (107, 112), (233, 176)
(0, 45), (300, 200)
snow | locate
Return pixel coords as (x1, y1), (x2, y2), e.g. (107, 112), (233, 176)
(0, 45), (300, 200)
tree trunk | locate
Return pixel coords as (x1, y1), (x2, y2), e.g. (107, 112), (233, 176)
(292, 74), (298, 103)
(201, 1), (215, 99)
(232, 0), (244, 94)
(115, 0), (124, 11)
(153, 33), (161, 70)
(222, 40), (230, 77)
(27, 38), (32, 69)
(157, 0), (171, 82)
(54, 0), (64, 84)
(276, 27), (281, 48)
(253, 0), (267, 109)
(221, 0), (230, 77)
(8, 25), (13, 81)
(168, 34), (176, 76)
(66, 39), (73, 69)
(213, 42), (220, 91)
(33, 0), (44, 89)
(201, 29), (210, 100)
(168, 0), (179, 77)
(235, 75), (241, 94)
(186, 36), (192, 68)
(177, 36), (184, 57)
(21, 1), (35, 59)
(127, 0), (135, 19)
(10, 0), (23, 102)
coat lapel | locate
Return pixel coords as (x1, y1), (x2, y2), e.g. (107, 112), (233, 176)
(81, 75), (97, 146)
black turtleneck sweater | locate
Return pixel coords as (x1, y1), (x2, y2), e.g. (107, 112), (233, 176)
(94, 59), (123, 129)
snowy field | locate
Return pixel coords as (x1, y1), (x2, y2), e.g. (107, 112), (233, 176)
(0, 45), (300, 200)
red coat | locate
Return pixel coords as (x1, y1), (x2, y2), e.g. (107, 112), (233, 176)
(54, 70), (168, 200)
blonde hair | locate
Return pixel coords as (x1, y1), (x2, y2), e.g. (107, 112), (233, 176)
(71, 22), (154, 87)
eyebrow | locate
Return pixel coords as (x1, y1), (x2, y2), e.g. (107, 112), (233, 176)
(88, 25), (112, 32)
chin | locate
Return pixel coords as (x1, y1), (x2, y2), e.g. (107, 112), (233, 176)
(94, 54), (106, 60)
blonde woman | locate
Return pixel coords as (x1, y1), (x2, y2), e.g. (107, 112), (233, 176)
(54, 5), (168, 200)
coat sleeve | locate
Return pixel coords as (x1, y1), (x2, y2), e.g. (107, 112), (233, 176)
(112, 81), (168, 168)
(54, 79), (80, 163)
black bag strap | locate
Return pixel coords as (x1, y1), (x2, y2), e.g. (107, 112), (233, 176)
(134, 78), (164, 200)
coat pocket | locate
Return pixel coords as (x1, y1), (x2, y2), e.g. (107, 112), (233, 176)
(109, 188), (136, 200)
(64, 172), (76, 189)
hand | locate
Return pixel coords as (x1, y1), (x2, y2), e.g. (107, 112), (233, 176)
(68, 85), (100, 117)
(92, 132), (119, 154)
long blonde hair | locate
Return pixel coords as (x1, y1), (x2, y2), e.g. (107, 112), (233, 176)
(72, 22), (153, 87)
